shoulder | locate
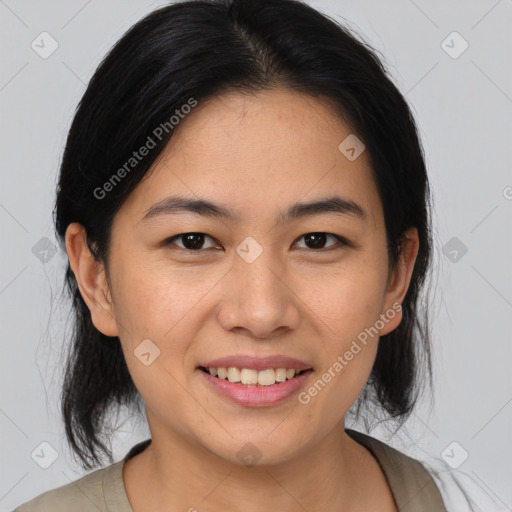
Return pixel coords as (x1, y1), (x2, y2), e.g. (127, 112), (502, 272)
(347, 429), (508, 512)
(422, 458), (510, 512)
(12, 461), (124, 512)
(346, 429), (447, 510)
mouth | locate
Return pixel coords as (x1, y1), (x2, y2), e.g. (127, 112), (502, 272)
(198, 366), (312, 387)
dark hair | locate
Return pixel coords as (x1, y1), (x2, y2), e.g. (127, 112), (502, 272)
(54, 0), (433, 470)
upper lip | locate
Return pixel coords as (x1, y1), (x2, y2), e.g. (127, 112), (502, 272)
(199, 355), (313, 371)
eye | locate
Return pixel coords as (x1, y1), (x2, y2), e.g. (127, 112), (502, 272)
(165, 233), (220, 251)
(164, 232), (350, 252)
(293, 232), (349, 251)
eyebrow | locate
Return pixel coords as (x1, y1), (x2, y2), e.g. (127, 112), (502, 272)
(140, 194), (367, 224)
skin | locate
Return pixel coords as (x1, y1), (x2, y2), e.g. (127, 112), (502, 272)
(66, 88), (419, 512)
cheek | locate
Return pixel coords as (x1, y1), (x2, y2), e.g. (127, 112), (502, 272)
(298, 311), (381, 433)
(293, 258), (387, 413)
(299, 257), (388, 343)
(111, 261), (212, 342)
(110, 263), (221, 409)
(111, 268), (203, 422)
(295, 341), (379, 445)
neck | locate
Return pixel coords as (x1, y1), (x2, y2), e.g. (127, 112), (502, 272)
(123, 421), (392, 512)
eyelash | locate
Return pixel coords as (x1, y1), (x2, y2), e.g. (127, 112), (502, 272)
(163, 232), (352, 253)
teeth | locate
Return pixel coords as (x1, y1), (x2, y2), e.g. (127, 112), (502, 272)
(227, 367), (241, 383)
(205, 367), (304, 386)
(241, 368), (258, 385)
(275, 368), (287, 382)
(257, 369), (275, 386)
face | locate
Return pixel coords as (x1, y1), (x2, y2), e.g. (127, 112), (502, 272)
(67, 88), (418, 466)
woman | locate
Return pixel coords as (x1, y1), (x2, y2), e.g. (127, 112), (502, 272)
(13, 0), (503, 510)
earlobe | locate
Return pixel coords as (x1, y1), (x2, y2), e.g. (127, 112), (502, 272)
(65, 223), (119, 337)
(379, 227), (419, 336)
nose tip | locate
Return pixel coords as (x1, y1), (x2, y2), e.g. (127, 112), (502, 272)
(215, 254), (301, 339)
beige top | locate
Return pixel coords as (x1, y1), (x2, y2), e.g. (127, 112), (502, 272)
(13, 429), (447, 512)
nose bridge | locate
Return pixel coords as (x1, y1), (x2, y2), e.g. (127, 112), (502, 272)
(216, 237), (300, 337)
(238, 248), (280, 304)
(235, 239), (285, 315)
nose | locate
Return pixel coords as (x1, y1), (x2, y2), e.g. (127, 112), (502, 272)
(215, 246), (301, 340)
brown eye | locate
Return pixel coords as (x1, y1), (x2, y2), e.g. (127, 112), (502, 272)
(164, 232), (350, 252)
(294, 233), (348, 250)
(166, 233), (218, 251)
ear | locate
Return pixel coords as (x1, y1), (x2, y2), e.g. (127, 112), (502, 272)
(65, 222), (119, 337)
(378, 227), (419, 336)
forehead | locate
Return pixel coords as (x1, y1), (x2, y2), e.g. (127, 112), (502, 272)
(118, 88), (381, 227)
(165, 88), (356, 169)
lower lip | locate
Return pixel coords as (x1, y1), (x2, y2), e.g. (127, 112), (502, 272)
(197, 369), (313, 407)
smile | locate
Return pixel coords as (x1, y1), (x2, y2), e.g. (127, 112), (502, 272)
(200, 366), (306, 387)
(197, 366), (314, 407)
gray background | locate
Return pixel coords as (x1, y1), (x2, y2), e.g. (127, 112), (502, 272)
(1, 0), (511, 510)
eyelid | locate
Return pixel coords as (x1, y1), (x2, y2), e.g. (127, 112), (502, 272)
(292, 233), (349, 250)
(164, 233), (220, 250)
(164, 232), (352, 251)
